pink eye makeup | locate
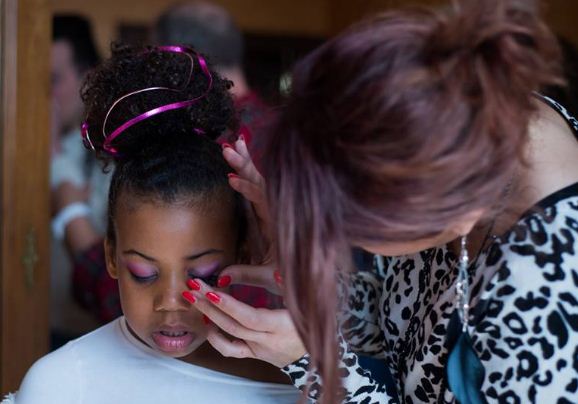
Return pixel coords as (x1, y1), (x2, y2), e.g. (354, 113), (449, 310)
(187, 262), (222, 287)
(125, 262), (158, 283)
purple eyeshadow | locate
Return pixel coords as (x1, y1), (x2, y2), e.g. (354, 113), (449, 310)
(125, 262), (157, 277)
(191, 262), (220, 278)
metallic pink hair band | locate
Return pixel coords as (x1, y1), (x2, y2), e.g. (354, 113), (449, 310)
(81, 45), (213, 155)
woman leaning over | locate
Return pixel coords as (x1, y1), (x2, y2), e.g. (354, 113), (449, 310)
(185, 1), (578, 402)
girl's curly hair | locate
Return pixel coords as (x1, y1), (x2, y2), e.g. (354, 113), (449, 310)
(81, 43), (244, 245)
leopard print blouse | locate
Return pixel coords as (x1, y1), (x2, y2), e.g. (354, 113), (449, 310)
(282, 97), (578, 403)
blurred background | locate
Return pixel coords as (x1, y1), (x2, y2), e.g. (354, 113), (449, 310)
(1, 0), (577, 394)
(51, 0), (578, 101)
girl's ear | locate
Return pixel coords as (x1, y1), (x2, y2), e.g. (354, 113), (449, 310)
(104, 238), (119, 279)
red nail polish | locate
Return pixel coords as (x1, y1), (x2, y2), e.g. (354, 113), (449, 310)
(182, 291), (196, 304)
(274, 270), (283, 285)
(202, 315), (211, 325)
(222, 142), (232, 149)
(206, 292), (221, 304)
(217, 275), (232, 288)
(187, 279), (201, 291)
(228, 173), (239, 180)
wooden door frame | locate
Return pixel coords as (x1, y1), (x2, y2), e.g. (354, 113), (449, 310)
(1, 0), (51, 393)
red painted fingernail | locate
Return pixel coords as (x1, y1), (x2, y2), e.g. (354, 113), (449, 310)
(206, 292), (221, 304)
(187, 279), (201, 291)
(217, 275), (232, 288)
(222, 142), (233, 149)
(274, 270), (283, 285)
(228, 173), (239, 180)
(202, 315), (211, 325)
(182, 291), (196, 304)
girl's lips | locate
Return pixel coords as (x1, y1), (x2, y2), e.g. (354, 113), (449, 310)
(151, 330), (196, 353)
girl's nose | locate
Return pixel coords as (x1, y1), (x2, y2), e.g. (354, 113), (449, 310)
(153, 275), (189, 312)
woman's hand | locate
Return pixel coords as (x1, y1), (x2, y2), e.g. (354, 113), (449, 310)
(183, 264), (306, 369)
(223, 136), (269, 231)
(212, 138), (304, 367)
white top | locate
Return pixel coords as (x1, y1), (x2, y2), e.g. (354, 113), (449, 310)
(6, 318), (300, 404)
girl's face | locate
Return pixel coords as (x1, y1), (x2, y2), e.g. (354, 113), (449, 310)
(105, 198), (238, 359)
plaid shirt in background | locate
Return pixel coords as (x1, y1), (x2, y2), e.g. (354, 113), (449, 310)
(72, 242), (121, 324)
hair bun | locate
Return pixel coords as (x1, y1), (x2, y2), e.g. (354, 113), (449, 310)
(81, 44), (238, 164)
(427, 0), (562, 101)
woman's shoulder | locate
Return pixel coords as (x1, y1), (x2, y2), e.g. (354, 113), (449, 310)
(473, 186), (578, 402)
(489, 182), (578, 282)
(503, 181), (578, 260)
(479, 182), (577, 327)
(538, 95), (578, 134)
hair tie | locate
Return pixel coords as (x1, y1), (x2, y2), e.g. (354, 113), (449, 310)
(81, 122), (94, 150)
(81, 45), (213, 156)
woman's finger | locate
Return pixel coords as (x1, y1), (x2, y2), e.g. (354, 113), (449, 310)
(223, 144), (263, 188)
(185, 281), (307, 368)
(229, 176), (270, 229)
(190, 291), (266, 341)
(222, 138), (271, 234)
(206, 327), (256, 359)
(228, 176), (266, 207)
(233, 135), (252, 161)
(217, 264), (281, 294)
(192, 279), (279, 332)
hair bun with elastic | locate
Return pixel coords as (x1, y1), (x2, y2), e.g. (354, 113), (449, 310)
(81, 43), (238, 164)
(427, 0), (562, 102)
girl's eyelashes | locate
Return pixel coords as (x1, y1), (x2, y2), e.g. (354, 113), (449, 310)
(187, 269), (221, 287)
(193, 272), (220, 287)
(186, 270), (219, 287)
(129, 272), (158, 284)
(186, 265), (221, 287)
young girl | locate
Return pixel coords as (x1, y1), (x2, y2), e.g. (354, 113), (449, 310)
(5, 45), (298, 404)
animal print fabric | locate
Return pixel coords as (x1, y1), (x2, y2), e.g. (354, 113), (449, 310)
(282, 99), (578, 403)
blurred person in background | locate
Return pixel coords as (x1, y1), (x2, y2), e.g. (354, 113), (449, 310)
(51, 15), (118, 348)
(155, 1), (268, 144)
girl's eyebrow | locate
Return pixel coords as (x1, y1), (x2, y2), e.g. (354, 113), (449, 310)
(185, 249), (223, 261)
(121, 248), (223, 262)
(122, 249), (157, 262)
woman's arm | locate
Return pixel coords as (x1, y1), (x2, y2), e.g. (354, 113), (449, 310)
(282, 335), (399, 403)
(338, 254), (390, 358)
